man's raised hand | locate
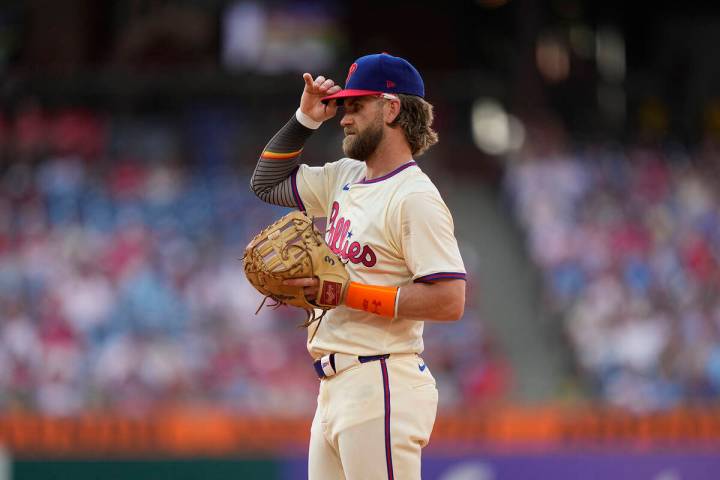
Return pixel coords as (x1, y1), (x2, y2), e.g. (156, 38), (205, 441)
(300, 73), (342, 123)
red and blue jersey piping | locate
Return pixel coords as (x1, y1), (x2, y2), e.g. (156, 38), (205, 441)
(358, 161), (417, 184)
(290, 166), (306, 212)
(414, 272), (467, 283)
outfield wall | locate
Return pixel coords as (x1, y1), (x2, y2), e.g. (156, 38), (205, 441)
(3, 407), (720, 479)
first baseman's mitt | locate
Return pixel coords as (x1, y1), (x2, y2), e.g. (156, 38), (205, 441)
(243, 210), (349, 330)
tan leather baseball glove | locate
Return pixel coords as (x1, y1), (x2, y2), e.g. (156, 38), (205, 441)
(243, 210), (349, 328)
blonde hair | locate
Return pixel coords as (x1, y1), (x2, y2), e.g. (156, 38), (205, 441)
(390, 94), (439, 156)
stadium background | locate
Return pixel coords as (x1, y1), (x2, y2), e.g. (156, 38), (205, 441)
(1, 0), (720, 478)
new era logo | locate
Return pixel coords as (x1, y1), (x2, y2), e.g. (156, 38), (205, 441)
(386, 80), (396, 88)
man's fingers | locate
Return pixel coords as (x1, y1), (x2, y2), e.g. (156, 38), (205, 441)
(324, 100), (338, 115)
(303, 73), (314, 89)
(319, 79), (335, 91)
(304, 74), (337, 98)
(283, 278), (319, 287)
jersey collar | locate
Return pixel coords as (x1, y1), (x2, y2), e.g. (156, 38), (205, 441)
(358, 161), (417, 185)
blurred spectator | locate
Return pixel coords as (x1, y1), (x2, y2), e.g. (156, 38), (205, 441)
(506, 119), (720, 411)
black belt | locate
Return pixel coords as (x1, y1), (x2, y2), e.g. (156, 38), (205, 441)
(313, 353), (390, 379)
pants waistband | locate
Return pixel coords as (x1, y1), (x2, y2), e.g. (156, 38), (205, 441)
(313, 353), (390, 379)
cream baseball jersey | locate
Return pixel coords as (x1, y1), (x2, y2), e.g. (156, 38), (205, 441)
(292, 158), (466, 358)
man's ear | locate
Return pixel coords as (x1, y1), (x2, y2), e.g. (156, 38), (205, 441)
(384, 100), (401, 124)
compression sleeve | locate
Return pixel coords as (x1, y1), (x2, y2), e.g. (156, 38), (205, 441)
(250, 109), (320, 207)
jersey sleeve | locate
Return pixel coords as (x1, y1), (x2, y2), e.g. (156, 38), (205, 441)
(293, 159), (345, 218)
(398, 190), (466, 283)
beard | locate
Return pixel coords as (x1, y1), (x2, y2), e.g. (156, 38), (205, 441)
(342, 116), (384, 161)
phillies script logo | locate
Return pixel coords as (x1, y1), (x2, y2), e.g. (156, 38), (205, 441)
(326, 201), (377, 267)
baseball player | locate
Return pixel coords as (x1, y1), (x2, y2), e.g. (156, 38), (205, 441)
(250, 53), (466, 479)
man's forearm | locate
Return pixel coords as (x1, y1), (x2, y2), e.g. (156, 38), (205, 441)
(250, 111), (318, 206)
(342, 279), (466, 321)
(283, 277), (466, 321)
(396, 280), (466, 321)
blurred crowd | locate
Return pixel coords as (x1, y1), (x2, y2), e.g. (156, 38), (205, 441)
(0, 102), (503, 416)
(506, 133), (720, 411)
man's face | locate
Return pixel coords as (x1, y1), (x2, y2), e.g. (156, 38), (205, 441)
(341, 96), (385, 161)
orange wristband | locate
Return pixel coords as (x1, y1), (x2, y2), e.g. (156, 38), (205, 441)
(344, 282), (399, 318)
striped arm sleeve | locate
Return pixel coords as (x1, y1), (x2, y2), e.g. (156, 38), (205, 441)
(250, 113), (316, 207)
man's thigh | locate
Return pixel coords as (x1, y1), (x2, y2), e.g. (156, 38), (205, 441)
(335, 358), (438, 480)
(308, 403), (345, 480)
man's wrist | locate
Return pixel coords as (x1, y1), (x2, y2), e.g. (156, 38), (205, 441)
(295, 108), (322, 130)
(344, 282), (399, 319)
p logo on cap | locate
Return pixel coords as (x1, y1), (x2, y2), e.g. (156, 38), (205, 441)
(346, 63), (358, 84)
